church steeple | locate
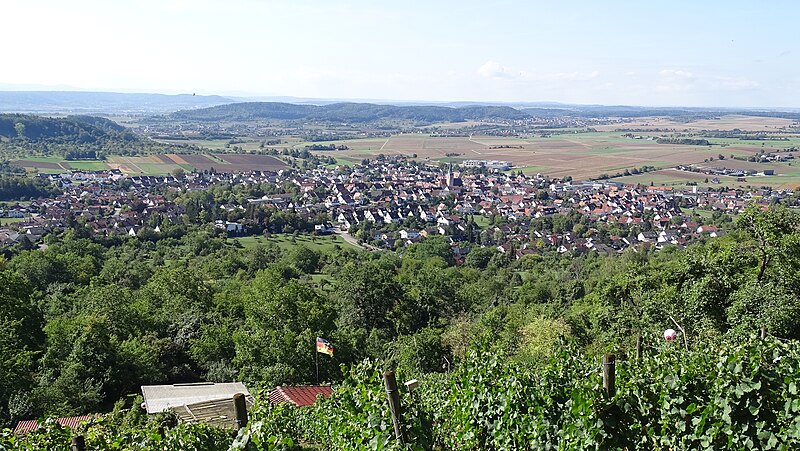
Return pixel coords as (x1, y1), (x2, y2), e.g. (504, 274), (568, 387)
(447, 163), (454, 187)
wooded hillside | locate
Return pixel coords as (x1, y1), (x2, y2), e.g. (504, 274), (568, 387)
(170, 102), (531, 123)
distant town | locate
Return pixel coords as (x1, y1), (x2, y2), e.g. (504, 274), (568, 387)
(1, 157), (785, 257)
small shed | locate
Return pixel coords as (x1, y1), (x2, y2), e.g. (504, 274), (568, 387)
(141, 382), (253, 414)
(14, 415), (96, 434)
(268, 385), (333, 407)
(141, 382), (254, 429)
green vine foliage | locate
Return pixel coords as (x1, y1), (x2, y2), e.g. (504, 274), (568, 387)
(0, 409), (234, 451)
(3, 337), (800, 450)
(239, 337), (800, 451)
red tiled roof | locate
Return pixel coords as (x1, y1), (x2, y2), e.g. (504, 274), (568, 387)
(268, 385), (333, 407)
(14, 415), (96, 434)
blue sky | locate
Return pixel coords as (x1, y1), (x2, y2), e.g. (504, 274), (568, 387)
(2, 0), (797, 107)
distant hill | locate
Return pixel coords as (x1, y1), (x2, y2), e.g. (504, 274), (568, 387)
(0, 114), (170, 158)
(0, 114), (134, 143)
(5, 91), (799, 121)
(521, 105), (800, 120)
(0, 91), (234, 114)
(170, 102), (532, 123)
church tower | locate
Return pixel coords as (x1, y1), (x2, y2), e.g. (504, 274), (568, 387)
(447, 164), (454, 186)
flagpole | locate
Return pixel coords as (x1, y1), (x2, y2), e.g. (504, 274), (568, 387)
(315, 339), (319, 384)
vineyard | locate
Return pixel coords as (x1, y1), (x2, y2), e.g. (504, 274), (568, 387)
(3, 336), (799, 450)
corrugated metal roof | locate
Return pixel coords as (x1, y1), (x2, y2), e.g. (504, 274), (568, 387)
(14, 415), (96, 434)
(268, 385), (333, 407)
(172, 396), (254, 429)
(141, 382), (251, 414)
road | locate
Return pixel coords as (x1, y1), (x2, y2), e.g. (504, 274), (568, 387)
(334, 230), (379, 252)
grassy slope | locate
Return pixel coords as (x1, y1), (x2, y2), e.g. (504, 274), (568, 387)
(0, 217), (24, 225)
(227, 233), (358, 252)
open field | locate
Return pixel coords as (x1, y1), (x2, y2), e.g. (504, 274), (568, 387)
(305, 131), (781, 181)
(14, 159), (67, 170)
(63, 161), (113, 171)
(14, 153), (288, 175)
(272, 117), (799, 184)
(227, 233), (358, 252)
(612, 167), (800, 190)
(594, 115), (799, 132)
(156, 138), (263, 152)
(170, 153), (288, 172)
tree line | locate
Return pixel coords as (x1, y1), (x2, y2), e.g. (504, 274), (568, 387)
(0, 175), (60, 201)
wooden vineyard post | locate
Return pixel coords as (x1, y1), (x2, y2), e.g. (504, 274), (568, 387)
(233, 392), (248, 429)
(70, 435), (86, 451)
(603, 353), (616, 397)
(636, 335), (643, 361)
(383, 371), (405, 446)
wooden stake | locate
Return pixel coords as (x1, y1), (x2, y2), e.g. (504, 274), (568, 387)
(233, 393), (248, 429)
(635, 335), (643, 360)
(669, 316), (689, 351)
(70, 435), (85, 451)
(760, 327), (768, 340)
(383, 371), (404, 445)
(603, 353), (616, 397)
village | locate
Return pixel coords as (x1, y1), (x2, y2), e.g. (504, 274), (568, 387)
(0, 157), (789, 257)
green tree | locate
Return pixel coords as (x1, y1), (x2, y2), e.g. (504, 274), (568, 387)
(737, 205), (800, 282)
(403, 236), (455, 265)
(465, 246), (496, 269)
(0, 271), (39, 426)
(286, 245), (320, 274)
(234, 270), (336, 386)
(335, 257), (401, 333)
(14, 122), (25, 139)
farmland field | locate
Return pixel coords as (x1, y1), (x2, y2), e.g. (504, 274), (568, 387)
(613, 166), (800, 190)
(174, 153), (288, 172)
(593, 114), (799, 132)
(293, 116), (800, 184)
(305, 132), (771, 181)
(63, 161), (113, 171)
(13, 160), (68, 172)
(14, 153), (288, 175)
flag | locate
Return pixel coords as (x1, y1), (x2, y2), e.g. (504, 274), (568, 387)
(316, 337), (334, 356)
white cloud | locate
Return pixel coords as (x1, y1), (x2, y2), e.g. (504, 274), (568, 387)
(544, 70), (599, 81)
(718, 77), (760, 90)
(653, 69), (762, 97)
(477, 62), (600, 83)
(655, 69), (697, 92)
(477, 61), (524, 79)
(659, 69), (696, 81)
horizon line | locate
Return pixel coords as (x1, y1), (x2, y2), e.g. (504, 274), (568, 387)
(0, 87), (799, 112)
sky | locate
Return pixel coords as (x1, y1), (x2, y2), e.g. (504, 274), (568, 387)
(1, 0), (798, 108)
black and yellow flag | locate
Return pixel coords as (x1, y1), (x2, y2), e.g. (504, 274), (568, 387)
(316, 337), (334, 356)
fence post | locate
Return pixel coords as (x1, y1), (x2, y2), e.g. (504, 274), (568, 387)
(70, 435), (85, 451)
(603, 353), (616, 397)
(383, 371), (405, 446)
(635, 335), (643, 361)
(233, 393), (248, 429)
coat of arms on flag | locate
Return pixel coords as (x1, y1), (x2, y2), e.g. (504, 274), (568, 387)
(316, 337), (334, 356)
